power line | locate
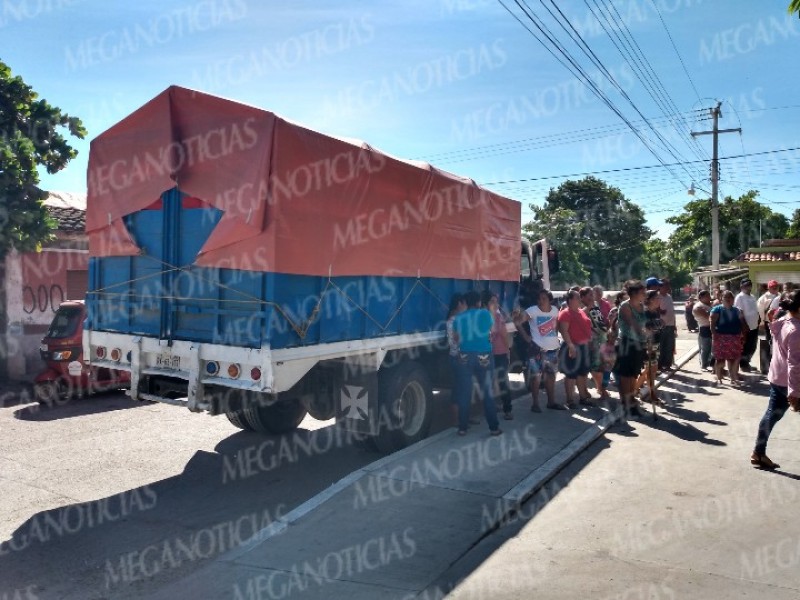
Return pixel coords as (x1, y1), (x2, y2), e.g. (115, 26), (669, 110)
(647, 0), (702, 102)
(418, 111), (704, 163)
(584, 0), (708, 165)
(535, 0), (702, 182)
(497, 0), (693, 188)
(482, 146), (800, 185)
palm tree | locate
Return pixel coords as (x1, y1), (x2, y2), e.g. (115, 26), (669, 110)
(790, 0), (800, 14)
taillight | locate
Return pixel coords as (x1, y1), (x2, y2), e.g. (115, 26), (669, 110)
(110, 348), (121, 361)
(250, 367), (261, 381)
(205, 361), (220, 376)
(96, 346), (106, 359)
(227, 363), (240, 379)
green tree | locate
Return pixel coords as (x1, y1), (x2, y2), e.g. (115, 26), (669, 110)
(641, 238), (691, 290)
(523, 205), (590, 288)
(525, 176), (651, 288)
(0, 60), (86, 258)
(786, 208), (800, 239)
(790, 0), (800, 14)
(665, 190), (788, 271)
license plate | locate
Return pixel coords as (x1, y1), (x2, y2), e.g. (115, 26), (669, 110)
(156, 352), (181, 370)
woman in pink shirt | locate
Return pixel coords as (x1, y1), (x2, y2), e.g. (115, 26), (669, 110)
(751, 289), (800, 469)
(483, 291), (513, 420)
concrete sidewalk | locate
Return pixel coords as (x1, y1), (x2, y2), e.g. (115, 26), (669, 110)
(149, 339), (700, 600)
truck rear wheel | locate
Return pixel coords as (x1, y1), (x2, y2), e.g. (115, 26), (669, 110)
(304, 393), (336, 421)
(244, 399), (308, 434)
(225, 410), (253, 431)
(374, 362), (433, 453)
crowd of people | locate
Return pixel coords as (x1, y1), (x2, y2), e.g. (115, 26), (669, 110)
(686, 278), (800, 469)
(445, 278), (676, 435)
(445, 277), (799, 462)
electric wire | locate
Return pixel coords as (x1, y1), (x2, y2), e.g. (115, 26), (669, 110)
(583, 0), (709, 168)
(482, 145), (800, 185)
(527, 0), (700, 184)
(648, 0), (702, 102)
(497, 0), (692, 189)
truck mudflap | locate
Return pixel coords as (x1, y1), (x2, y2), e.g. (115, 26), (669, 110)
(338, 359), (434, 454)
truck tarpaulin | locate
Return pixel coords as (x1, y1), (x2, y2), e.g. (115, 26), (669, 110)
(86, 86), (521, 281)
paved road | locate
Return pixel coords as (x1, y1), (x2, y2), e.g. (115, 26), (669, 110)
(0, 390), (384, 599)
(0, 373), (505, 599)
(1, 298), (759, 599)
(426, 336), (800, 598)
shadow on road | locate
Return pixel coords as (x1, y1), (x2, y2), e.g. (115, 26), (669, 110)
(12, 391), (145, 421)
(0, 422), (377, 599)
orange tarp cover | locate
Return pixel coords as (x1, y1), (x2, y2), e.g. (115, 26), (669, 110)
(87, 86), (521, 281)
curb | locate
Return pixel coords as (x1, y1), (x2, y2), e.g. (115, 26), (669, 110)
(654, 346), (700, 391)
(482, 344), (701, 531)
(220, 346), (700, 567)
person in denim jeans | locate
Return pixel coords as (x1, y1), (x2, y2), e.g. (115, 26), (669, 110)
(452, 290), (502, 437)
(751, 290), (800, 469)
(692, 290), (713, 370)
(482, 290), (513, 420)
(446, 293), (467, 426)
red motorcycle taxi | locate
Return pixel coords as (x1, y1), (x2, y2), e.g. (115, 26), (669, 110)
(34, 301), (131, 405)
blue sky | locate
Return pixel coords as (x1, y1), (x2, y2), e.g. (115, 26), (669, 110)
(4, 0), (799, 236)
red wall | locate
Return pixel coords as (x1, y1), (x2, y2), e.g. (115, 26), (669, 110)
(20, 250), (89, 317)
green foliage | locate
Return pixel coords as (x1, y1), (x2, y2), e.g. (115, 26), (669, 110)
(786, 209), (800, 239)
(665, 190), (788, 271)
(0, 60), (86, 257)
(523, 176), (652, 288)
(790, 0), (800, 14)
(641, 238), (691, 290)
(523, 206), (590, 288)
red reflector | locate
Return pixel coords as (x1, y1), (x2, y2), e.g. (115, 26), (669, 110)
(250, 367), (261, 381)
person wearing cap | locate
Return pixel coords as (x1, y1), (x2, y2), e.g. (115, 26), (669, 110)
(735, 279), (759, 372)
(645, 276), (661, 291)
(757, 280), (780, 374)
(657, 278), (677, 371)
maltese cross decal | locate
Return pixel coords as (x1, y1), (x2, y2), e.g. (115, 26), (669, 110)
(340, 385), (368, 420)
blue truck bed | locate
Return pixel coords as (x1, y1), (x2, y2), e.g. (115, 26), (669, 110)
(88, 188), (519, 351)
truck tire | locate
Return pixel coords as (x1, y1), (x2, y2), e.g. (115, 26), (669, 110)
(34, 380), (70, 407)
(304, 394), (336, 421)
(374, 362), (433, 453)
(244, 400), (308, 434)
(225, 410), (253, 431)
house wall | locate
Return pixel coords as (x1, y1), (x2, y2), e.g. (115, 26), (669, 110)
(4, 248), (89, 380)
(747, 264), (800, 287)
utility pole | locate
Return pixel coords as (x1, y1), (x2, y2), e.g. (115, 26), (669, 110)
(691, 102), (741, 270)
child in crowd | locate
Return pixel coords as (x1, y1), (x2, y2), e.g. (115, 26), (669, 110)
(599, 330), (617, 399)
(637, 290), (663, 398)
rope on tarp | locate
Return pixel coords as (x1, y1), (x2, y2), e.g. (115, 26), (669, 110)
(88, 256), (450, 340)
